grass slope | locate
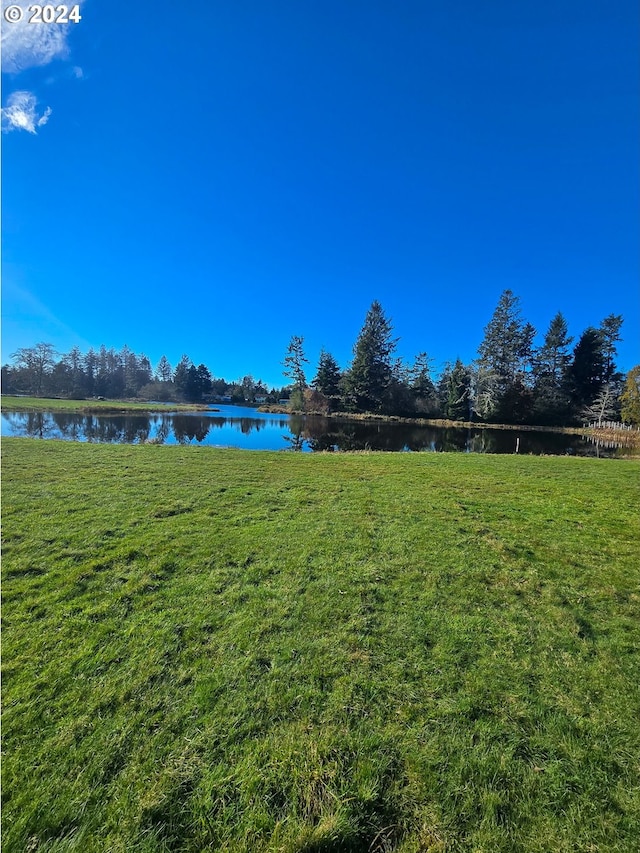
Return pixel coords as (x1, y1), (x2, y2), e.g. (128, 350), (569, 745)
(1, 396), (206, 413)
(2, 439), (639, 852)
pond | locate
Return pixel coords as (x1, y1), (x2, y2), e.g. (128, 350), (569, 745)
(0, 404), (630, 456)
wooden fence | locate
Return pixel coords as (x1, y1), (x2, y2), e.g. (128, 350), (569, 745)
(585, 421), (640, 431)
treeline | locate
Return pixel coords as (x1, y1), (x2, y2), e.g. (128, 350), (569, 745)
(1, 345), (281, 405)
(284, 292), (639, 427)
(3, 291), (640, 427)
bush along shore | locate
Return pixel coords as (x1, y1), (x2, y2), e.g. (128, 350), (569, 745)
(3, 439), (640, 852)
(257, 403), (590, 430)
(257, 405), (640, 448)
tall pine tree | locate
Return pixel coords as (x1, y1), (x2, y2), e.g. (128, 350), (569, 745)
(155, 355), (173, 383)
(344, 301), (397, 413)
(409, 352), (437, 415)
(476, 290), (534, 421)
(532, 312), (573, 424)
(599, 314), (623, 383)
(445, 359), (471, 421)
(283, 335), (309, 410)
(312, 349), (342, 397)
(566, 328), (605, 415)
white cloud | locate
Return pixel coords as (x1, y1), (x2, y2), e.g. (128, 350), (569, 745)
(1, 1), (85, 133)
(1, 1), (85, 73)
(1, 91), (52, 133)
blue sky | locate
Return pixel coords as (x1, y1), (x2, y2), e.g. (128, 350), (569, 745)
(2, 1), (638, 387)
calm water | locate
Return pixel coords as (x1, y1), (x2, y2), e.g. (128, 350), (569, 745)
(0, 404), (629, 456)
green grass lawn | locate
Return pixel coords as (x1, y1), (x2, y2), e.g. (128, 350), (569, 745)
(2, 439), (639, 852)
(1, 396), (207, 413)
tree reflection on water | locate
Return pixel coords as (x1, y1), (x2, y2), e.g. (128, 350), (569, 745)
(1, 408), (628, 457)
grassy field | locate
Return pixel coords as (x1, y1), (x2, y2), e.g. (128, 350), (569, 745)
(1, 396), (208, 413)
(2, 439), (639, 852)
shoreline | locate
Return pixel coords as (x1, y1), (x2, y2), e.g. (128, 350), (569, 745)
(1, 395), (212, 414)
(3, 396), (637, 448)
(257, 404), (639, 440)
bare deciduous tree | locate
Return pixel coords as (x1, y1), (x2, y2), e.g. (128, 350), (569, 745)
(10, 342), (57, 395)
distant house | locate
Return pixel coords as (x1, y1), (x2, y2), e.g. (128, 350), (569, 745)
(278, 399), (290, 405)
(254, 395), (267, 404)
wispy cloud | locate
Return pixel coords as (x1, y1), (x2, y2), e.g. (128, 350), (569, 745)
(1, 278), (92, 359)
(1, 1), (85, 73)
(1, 1), (85, 134)
(1, 91), (52, 133)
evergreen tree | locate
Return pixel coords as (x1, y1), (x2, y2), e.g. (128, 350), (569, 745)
(283, 336), (308, 388)
(599, 314), (623, 383)
(107, 347), (125, 398)
(196, 364), (212, 398)
(84, 348), (97, 396)
(4, 343), (210, 402)
(1, 364), (15, 393)
(386, 358), (415, 415)
(409, 352), (437, 415)
(566, 328), (605, 414)
(283, 336), (309, 410)
(409, 352), (434, 397)
(95, 345), (110, 397)
(344, 301), (397, 413)
(186, 364), (201, 400)
(312, 349), (342, 397)
(535, 313), (573, 382)
(620, 366), (640, 425)
(520, 322), (536, 377)
(136, 355), (153, 391)
(445, 359), (471, 420)
(49, 359), (73, 396)
(173, 354), (194, 400)
(437, 363), (453, 415)
(476, 290), (535, 421)
(241, 375), (257, 401)
(121, 345), (139, 397)
(63, 346), (86, 397)
(532, 312), (573, 424)
(478, 291), (531, 382)
(155, 355), (173, 383)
